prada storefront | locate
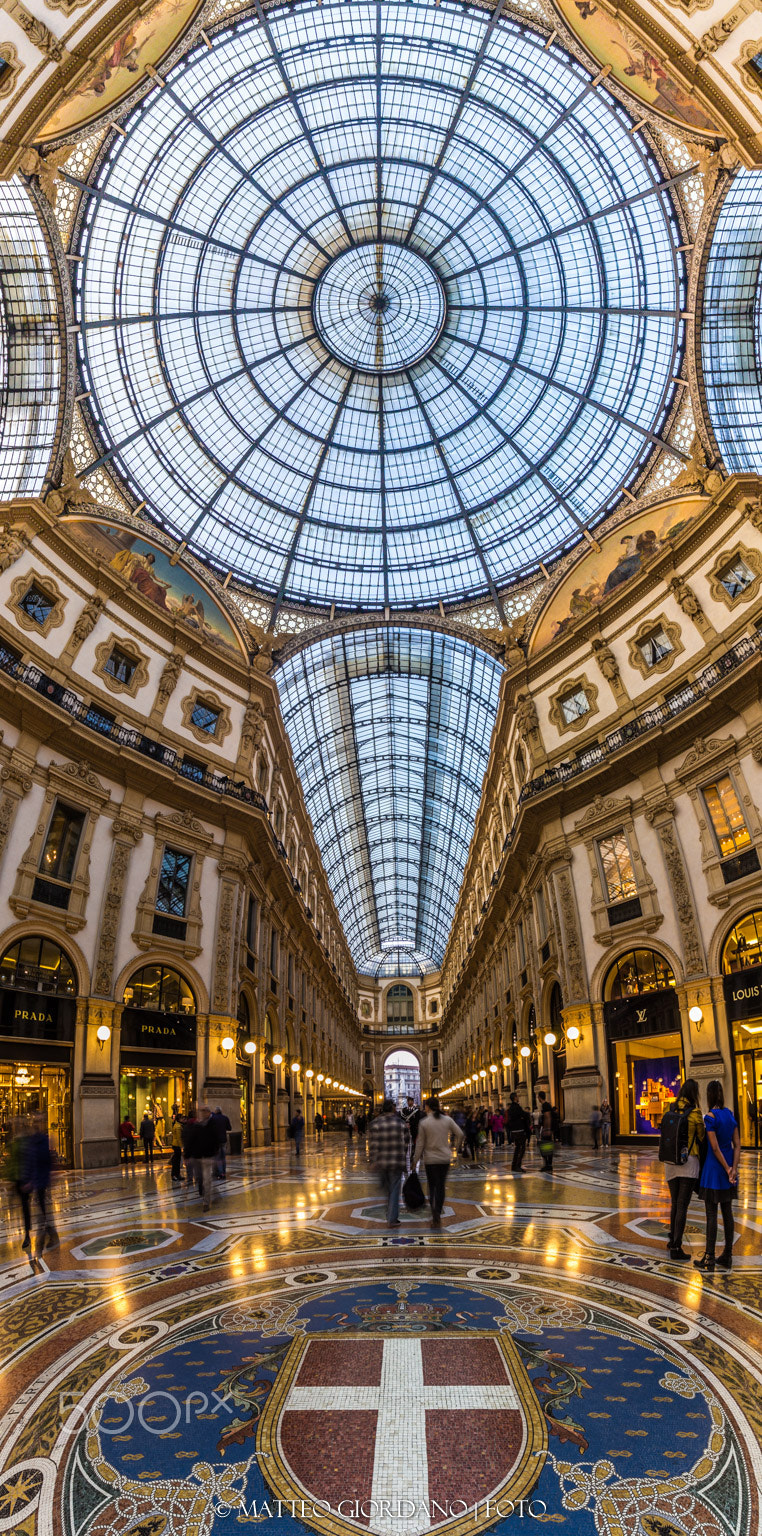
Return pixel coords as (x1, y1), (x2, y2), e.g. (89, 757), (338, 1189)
(119, 965), (196, 1138)
(0, 937), (77, 1164)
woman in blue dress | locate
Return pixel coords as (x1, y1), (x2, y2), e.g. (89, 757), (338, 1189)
(695, 1080), (740, 1272)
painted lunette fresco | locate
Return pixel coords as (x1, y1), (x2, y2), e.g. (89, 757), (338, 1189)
(63, 516), (246, 657)
(529, 496), (707, 654)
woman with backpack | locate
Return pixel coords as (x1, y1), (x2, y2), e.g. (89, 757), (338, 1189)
(695, 1080), (740, 1272)
(660, 1078), (705, 1262)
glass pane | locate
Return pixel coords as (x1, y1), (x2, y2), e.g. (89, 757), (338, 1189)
(612, 1032), (683, 1135)
(703, 776), (751, 858)
(39, 803), (85, 883)
(723, 909), (762, 972)
(598, 831), (637, 903)
(608, 949), (675, 998)
(156, 847), (192, 916)
(560, 687), (589, 722)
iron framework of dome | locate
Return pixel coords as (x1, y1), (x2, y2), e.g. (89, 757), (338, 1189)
(74, 0), (686, 613)
(277, 627), (502, 975)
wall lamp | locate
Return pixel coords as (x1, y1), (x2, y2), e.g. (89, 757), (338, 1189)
(489, 1063), (497, 1074)
(244, 1040), (256, 1055)
(220, 1035), (235, 1057)
(566, 1025), (582, 1047)
(291, 1061), (300, 1073)
(306, 1068), (314, 1079)
(272, 1051), (284, 1066)
(689, 1006), (704, 1031)
(519, 1044), (531, 1059)
(544, 1031), (557, 1047)
(96, 1023), (111, 1050)
(317, 1072), (325, 1082)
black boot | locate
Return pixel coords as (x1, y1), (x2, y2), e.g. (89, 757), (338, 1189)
(693, 1253), (715, 1272)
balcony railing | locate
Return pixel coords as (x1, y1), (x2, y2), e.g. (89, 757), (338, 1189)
(519, 633), (760, 805)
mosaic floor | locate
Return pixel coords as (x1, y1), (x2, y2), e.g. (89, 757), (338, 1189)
(1, 1138), (760, 1536)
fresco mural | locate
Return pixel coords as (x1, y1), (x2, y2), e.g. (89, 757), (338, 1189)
(530, 495), (707, 653)
(39, 0), (202, 142)
(553, 0), (718, 135)
(63, 517), (246, 657)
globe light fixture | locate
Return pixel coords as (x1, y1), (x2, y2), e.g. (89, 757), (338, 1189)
(544, 1031), (557, 1047)
(272, 1052), (284, 1066)
(221, 1036), (235, 1055)
(520, 1045), (531, 1059)
(688, 1006), (704, 1029)
(244, 1040), (256, 1055)
(566, 1026), (581, 1044)
(96, 1023), (111, 1049)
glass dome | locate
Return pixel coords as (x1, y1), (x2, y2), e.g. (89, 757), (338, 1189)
(76, 0), (684, 611)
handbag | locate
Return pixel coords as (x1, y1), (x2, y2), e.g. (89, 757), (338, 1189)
(402, 1169), (426, 1210)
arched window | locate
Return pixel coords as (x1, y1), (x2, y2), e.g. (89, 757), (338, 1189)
(605, 950), (676, 1000)
(124, 965), (195, 1013)
(0, 936), (76, 995)
(722, 911), (762, 973)
(386, 984), (415, 1034)
(384, 1048), (421, 1106)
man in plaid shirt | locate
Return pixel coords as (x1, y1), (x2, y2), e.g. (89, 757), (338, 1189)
(368, 1099), (409, 1227)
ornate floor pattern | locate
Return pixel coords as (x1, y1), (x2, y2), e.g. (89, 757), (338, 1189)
(0, 1140), (760, 1535)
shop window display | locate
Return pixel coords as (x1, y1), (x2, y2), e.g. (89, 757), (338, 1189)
(611, 1033), (683, 1136)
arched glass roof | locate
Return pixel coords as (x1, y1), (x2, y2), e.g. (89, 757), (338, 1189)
(277, 627), (502, 974)
(76, 0), (684, 612)
(701, 170), (762, 471)
(0, 179), (61, 499)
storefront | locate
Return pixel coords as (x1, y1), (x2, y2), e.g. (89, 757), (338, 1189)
(236, 996), (254, 1148)
(603, 950), (682, 1141)
(722, 910), (762, 1146)
(120, 965), (196, 1136)
(0, 937), (77, 1163)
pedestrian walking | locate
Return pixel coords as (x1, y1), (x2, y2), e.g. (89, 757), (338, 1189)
(119, 1115), (136, 1164)
(507, 1093), (528, 1172)
(600, 1100), (612, 1149)
(187, 1105), (219, 1210)
(210, 1105), (231, 1179)
(413, 1097), (464, 1227)
(589, 1105), (602, 1150)
(22, 1114), (58, 1263)
(3, 1117), (31, 1251)
(659, 1078), (704, 1261)
(368, 1098), (408, 1227)
(346, 1109), (355, 1142)
(170, 1115), (183, 1183)
(314, 1110), (324, 1144)
(139, 1109), (155, 1165)
(464, 1110), (481, 1163)
(491, 1109), (505, 1149)
(537, 1092), (555, 1172)
(290, 1108), (305, 1156)
(695, 1080), (740, 1272)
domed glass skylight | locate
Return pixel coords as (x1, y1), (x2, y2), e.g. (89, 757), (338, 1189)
(75, 0), (684, 611)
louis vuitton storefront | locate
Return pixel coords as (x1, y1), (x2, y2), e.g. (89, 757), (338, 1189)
(119, 964), (196, 1134)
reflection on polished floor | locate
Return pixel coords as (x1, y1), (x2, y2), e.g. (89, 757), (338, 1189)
(0, 1138), (760, 1535)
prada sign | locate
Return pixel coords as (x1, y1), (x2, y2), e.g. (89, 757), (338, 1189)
(0, 989), (76, 1042)
(723, 965), (762, 1022)
(604, 987), (680, 1041)
(120, 1007), (196, 1051)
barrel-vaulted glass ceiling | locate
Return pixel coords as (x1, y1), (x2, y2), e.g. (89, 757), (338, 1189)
(277, 628), (502, 974)
(76, 0), (685, 612)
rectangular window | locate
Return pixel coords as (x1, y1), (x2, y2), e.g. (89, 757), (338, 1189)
(33, 801), (85, 908)
(516, 921), (526, 968)
(717, 555), (755, 600)
(103, 645), (137, 685)
(190, 700), (220, 735)
(597, 831), (638, 903)
(702, 776), (752, 858)
(270, 927), (278, 977)
(18, 584), (54, 627)
(559, 686), (590, 724)
(535, 885), (547, 937)
(287, 953), (293, 995)
(638, 627), (673, 668)
(155, 847), (191, 916)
